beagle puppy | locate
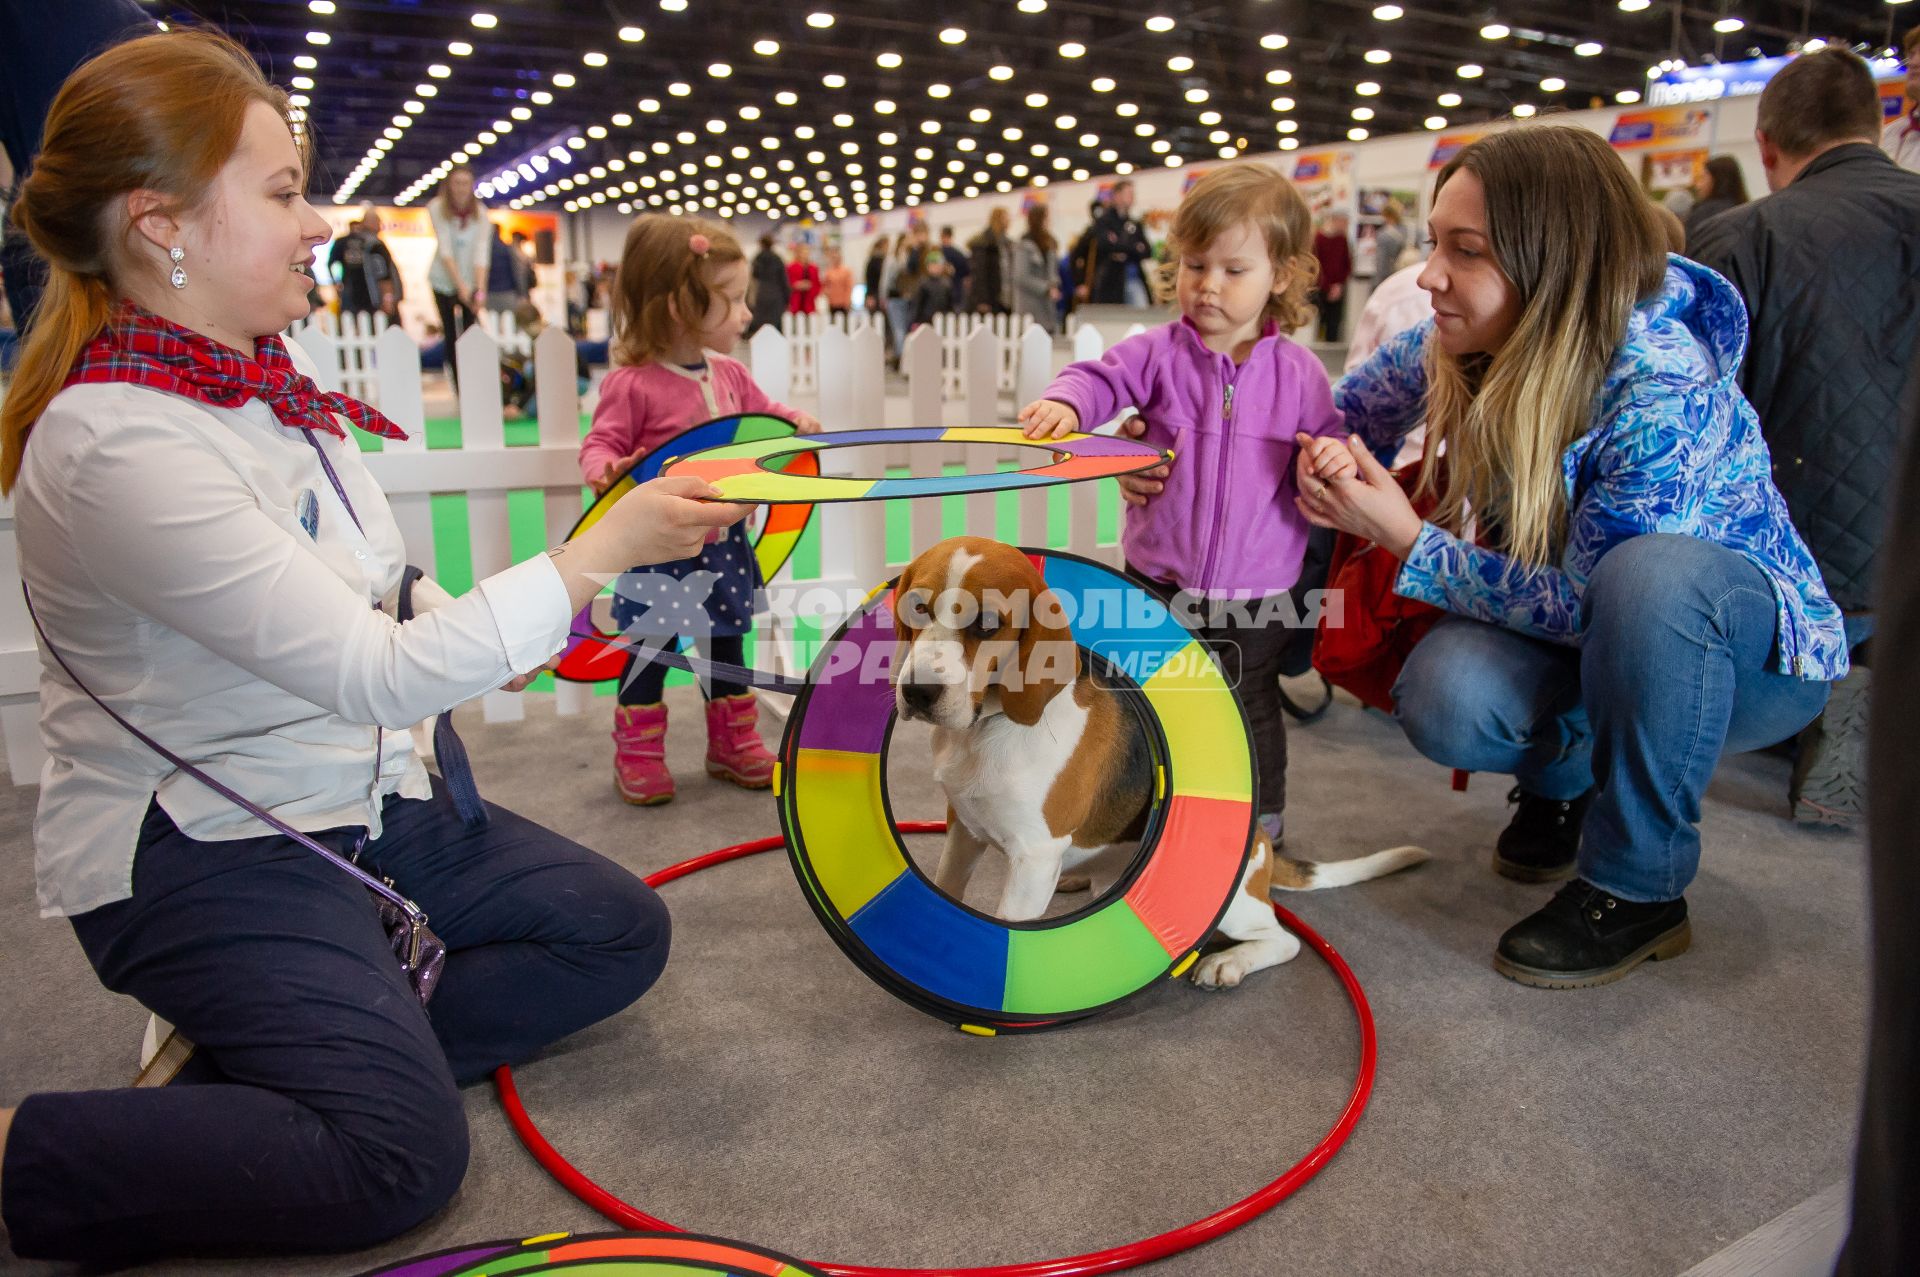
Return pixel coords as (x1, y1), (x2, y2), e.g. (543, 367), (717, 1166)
(893, 536), (1427, 990)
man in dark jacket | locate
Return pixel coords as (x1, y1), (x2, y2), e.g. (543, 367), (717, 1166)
(1084, 181), (1152, 305)
(1690, 47), (1920, 828)
(965, 207), (1014, 315)
(1833, 333), (1920, 1277)
(937, 227), (969, 312)
(747, 233), (788, 337)
(327, 211), (403, 323)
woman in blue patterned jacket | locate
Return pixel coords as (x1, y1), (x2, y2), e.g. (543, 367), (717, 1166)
(1293, 126), (1845, 988)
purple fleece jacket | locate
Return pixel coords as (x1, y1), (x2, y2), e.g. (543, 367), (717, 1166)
(1042, 316), (1344, 597)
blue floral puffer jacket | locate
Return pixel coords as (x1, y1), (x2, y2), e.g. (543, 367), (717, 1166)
(1334, 255), (1848, 682)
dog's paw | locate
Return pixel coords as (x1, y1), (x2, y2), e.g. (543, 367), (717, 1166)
(1055, 873), (1092, 893)
(1191, 949), (1255, 990)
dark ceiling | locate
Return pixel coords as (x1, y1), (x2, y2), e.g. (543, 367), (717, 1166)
(151, 0), (1907, 219)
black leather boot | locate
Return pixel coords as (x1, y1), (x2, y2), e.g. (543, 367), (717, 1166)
(1493, 785), (1596, 883)
(1494, 879), (1691, 989)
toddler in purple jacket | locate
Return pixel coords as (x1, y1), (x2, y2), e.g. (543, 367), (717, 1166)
(1019, 163), (1344, 839)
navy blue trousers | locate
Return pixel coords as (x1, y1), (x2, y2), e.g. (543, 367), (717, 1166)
(1, 780), (669, 1263)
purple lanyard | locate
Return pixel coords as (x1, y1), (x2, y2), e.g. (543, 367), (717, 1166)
(302, 429), (365, 535)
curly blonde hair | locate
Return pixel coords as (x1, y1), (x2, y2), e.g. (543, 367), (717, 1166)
(1166, 162), (1317, 331)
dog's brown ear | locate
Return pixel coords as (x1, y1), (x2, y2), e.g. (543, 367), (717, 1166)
(1001, 586), (1079, 725)
(890, 559), (920, 642)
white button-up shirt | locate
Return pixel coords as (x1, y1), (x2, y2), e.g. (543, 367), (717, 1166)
(13, 342), (572, 917)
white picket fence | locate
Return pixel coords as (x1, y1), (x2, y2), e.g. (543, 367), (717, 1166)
(779, 310), (1028, 400)
(0, 310), (1143, 784)
(296, 308), (538, 408)
(931, 311), (1025, 398)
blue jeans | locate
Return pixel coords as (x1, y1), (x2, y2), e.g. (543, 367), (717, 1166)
(1391, 534), (1830, 902)
(886, 297), (913, 358)
(1, 780), (669, 1263)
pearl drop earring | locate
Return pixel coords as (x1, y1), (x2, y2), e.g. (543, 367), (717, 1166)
(169, 247), (186, 289)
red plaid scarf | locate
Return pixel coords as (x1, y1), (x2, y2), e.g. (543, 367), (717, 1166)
(63, 303), (409, 442)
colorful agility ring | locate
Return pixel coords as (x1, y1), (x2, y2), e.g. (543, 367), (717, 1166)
(357, 1228), (829, 1276)
(554, 413), (817, 684)
(774, 549), (1253, 1033)
(490, 827), (1378, 1277)
(658, 426), (1170, 504)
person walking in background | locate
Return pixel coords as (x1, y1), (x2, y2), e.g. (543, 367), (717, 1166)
(746, 232), (786, 337)
(965, 207), (1014, 315)
(1068, 195), (1104, 303)
(1689, 47), (1920, 829)
(1310, 211), (1352, 342)
(1086, 181), (1152, 305)
(908, 249), (953, 329)
(785, 240), (820, 318)
(428, 163), (489, 383)
(821, 246), (853, 319)
(483, 223), (532, 316)
(883, 228), (926, 362)
(1013, 204), (1061, 335)
(1372, 201), (1409, 277)
(326, 209), (400, 325)
(1683, 155), (1749, 243)
(1880, 24), (1920, 173)
(937, 226), (969, 310)
(863, 235), (889, 312)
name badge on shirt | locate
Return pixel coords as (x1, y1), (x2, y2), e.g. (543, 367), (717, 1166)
(296, 488), (320, 540)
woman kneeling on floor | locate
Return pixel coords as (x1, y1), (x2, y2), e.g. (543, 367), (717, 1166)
(0, 31), (748, 1263)
(1294, 126), (1844, 987)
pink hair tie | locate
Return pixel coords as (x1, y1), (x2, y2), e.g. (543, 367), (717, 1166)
(688, 233), (711, 256)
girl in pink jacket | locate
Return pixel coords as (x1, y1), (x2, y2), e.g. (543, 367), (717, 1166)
(579, 216), (820, 805)
(1020, 163), (1344, 842)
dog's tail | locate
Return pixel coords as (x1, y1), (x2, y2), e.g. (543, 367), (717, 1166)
(1268, 842), (1431, 892)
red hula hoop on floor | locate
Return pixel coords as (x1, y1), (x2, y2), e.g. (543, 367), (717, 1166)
(493, 824), (1378, 1277)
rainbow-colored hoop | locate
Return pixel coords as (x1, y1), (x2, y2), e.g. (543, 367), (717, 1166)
(774, 549), (1254, 1034)
(357, 1229), (828, 1276)
(659, 426), (1170, 504)
(554, 414), (816, 684)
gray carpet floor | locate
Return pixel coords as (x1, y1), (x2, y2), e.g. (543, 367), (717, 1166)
(0, 687), (1867, 1276)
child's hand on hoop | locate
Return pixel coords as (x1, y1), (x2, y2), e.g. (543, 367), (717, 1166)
(1018, 399), (1080, 440)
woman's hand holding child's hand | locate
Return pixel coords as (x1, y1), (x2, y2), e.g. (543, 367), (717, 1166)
(1296, 433), (1359, 486)
(1292, 433), (1424, 560)
(1018, 399), (1081, 440)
